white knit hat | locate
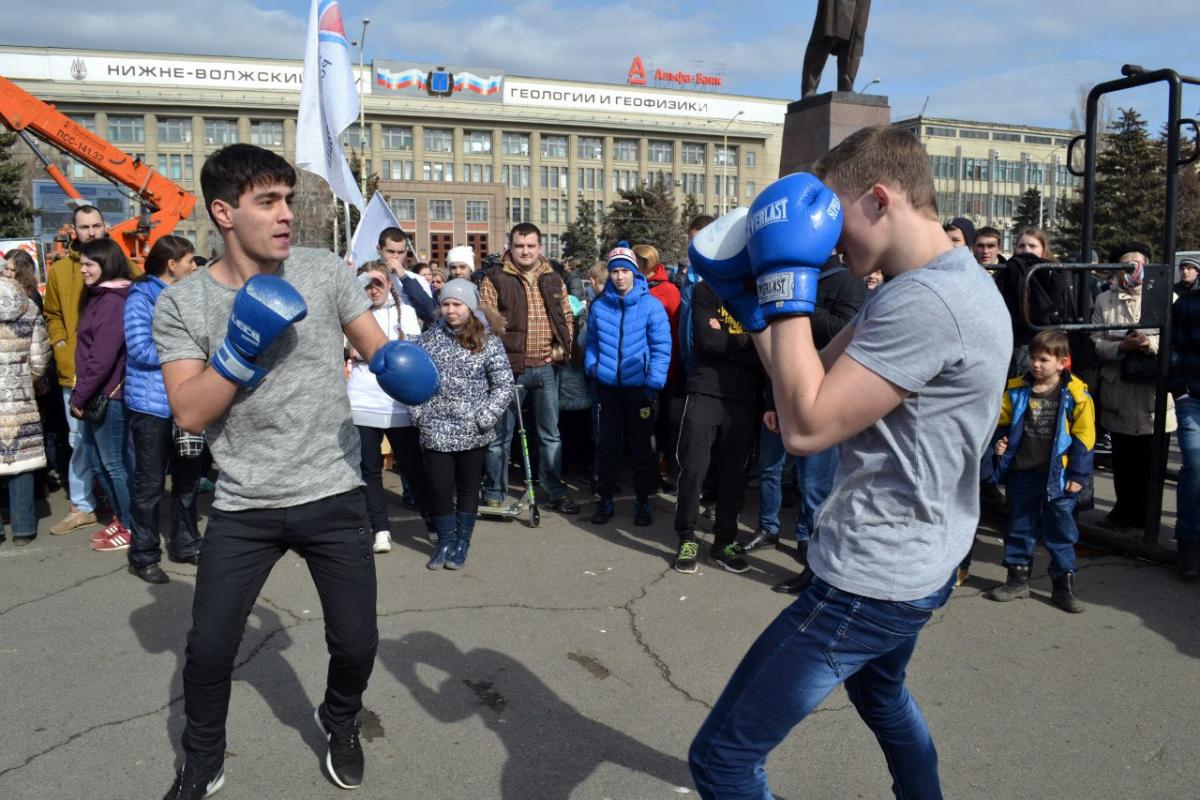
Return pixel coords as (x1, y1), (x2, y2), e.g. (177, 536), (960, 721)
(446, 245), (475, 270)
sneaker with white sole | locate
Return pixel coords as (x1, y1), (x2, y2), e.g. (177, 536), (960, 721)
(93, 523), (132, 552)
(372, 531), (392, 554)
(314, 704), (364, 789)
(162, 762), (224, 799)
(91, 520), (123, 543)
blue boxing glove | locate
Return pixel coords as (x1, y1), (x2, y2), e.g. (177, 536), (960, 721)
(211, 274), (308, 388)
(687, 207), (766, 332)
(370, 340), (440, 405)
(747, 173), (843, 320)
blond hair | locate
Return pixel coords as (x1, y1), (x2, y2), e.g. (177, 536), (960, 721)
(814, 126), (938, 218)
(632, 244), (659, 277)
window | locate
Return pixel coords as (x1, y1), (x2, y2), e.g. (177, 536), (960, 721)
(250, 120), (283, 147)
(613, 139), (638, 161)
(381, 126), (413, 150)
(1024, 134), (1053, 145)
(925, 125), (957, 137)
(466, 200), (489, 222)
(424, 128), (453, 153)
(422, 161), (454, 182)
(157, 118), (192, 144)
(962, 158), (989, 181)
(930, 154), (957, 179)
(541, 135), (567, 158)
(714, 145), (738, 167)
(681, 172), (704, 196)
(204, 119), (238, 146)
(390, 198), (416, 220)
(960, 129), (990, 140)
(578, 167), (603, 191)
(381, 160), (414, 180)
(509, 197), (531, 223)
(68, 114), (95, 132)
(612, 169), (637, 192)
(682, 142), (705, 166)
(429, 199), (453, 221)
(463, 163), (494, 183)
(713, 175), (738, 198)
(108, 116), (144, 144)
(1054, 137), (1074, 146)
(463, 130), (492, 155)
(502, 133), (530, 156)
(994, 131), (1022, 143)
(746, 150), (758, 168)
(339, 128), (369, 149)
(540, 165), (568, 191)
(539, 199), (548, 224)
(744, 181), (756, 198)
(156, 154), (194, 181)
(578, 137), (603, 160)
(648, 140), (673, 164)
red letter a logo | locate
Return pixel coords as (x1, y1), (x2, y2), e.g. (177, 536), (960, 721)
(628, 56), (647, 86)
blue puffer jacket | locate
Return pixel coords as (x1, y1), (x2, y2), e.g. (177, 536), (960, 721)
(584, 271), (671, 389)
(123, 276), (170, 419)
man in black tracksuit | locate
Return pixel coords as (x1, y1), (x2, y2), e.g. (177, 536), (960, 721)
(672, 281), (762, 574)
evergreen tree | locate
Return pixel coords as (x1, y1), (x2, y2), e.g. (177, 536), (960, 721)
(679, 193), (702, 230)
(561, 200), (599, 266)
(601, 175), (684, 263)
(0, 132), (34, 237)
(1093, 108), (1163, 260)
(1010, 187), (1042, 237)
(1158, 122), (1200, 253)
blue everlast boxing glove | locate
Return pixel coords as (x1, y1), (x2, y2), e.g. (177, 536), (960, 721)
(370, 340), (440, 405)
(687, 207), (766, 333)
(747, 173), (843, 320)
(211, 274), (308, 388)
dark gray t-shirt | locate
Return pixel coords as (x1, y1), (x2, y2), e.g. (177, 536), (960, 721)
(153, 247), (370, 511)
(807, 247), (1012, 601)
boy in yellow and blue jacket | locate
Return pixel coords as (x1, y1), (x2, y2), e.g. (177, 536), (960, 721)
(986, 330), (1095, 613)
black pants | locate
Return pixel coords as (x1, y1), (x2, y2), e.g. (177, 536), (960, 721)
(674, 393), (755, 546)
(181, 490), (377, 773)
(425, 447), (486, 516)
(1110, 431), (1165, 527)
(356, 425), (430, 533)
(128, 411), (206, 567)
(595, 384), (658, 499)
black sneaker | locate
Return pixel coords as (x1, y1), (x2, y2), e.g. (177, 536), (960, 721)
(710, 543), (750, 574)
(591, 497), (614, 525)
(674, 539), (700, 574)
(547, 495), (581, 515)
(314, 705), (364, 789)
(163, 762), (224, 799)
(633, 498), (653, 526)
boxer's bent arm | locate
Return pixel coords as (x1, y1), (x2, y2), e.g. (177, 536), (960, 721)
(761, 316), (906, 455)
(753, 320), (855, 375)
(343, 309), (389, 363)
(162, 359), (239, 434)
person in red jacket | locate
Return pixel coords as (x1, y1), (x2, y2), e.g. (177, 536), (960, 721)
(634, 244), (682, 488)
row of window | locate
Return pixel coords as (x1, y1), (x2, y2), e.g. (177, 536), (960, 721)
(922, 125), (1073, 146)
(92, 114), (283, 147)
(385, 198), (491, 222)
(934, 190), (1061, 220)
(930, 155), (1075, 186)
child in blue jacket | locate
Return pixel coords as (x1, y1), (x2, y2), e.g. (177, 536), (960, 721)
(987, 329), (1095, 612)
(584, 243), (671, 527)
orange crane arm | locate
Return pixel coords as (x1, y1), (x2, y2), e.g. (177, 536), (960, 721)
(0, 74), (196, 260)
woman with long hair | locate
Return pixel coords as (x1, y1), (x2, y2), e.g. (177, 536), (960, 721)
(1013, 227), (1059, 262)
(124, 234), (205, 582)
(4, 249), (42, 311)
(412, 279), (512, 570)
(70, 237), (135, 553)
(347, 260), (434, 553)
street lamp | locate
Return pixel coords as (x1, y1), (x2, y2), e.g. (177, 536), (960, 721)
(856, 77), (881, 94)
(355, 18), (371, 197)
(721, 109), (743, 215)
(1030, 148), (1060, 228)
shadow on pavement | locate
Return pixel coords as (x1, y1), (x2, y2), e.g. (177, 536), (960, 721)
(378, 631), (694, 800)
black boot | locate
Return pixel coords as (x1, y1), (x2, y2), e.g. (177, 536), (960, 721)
(1177, 538), (1200, 580)
(743, 528), (780, 553)
(445, 511), (476, 570)
(986, 564), (1030, 602)
(1050, 572), (1085, 614)
(426, 516), (456, 570)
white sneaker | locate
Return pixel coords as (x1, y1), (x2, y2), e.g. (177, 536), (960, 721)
(373, 531), (392, 554)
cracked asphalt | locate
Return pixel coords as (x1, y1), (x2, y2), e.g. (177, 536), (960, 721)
(1, 470), (1198, 800)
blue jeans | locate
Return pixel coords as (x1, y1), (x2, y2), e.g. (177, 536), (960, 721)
(1003, 468), (1079, 576)
(483, 364), (565, 503)
(1176, 397), (1200, 541)
(82, 399), (132, 526)
(1, 471), (37, 539)
(757, 424), (837, 541)
(689, 573), (954, 800)
(62, 387), (97, 513)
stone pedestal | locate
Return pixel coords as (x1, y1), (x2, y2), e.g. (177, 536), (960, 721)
(778, 91), (891, 177)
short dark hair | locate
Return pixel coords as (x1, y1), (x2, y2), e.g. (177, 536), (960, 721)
(200, 144), (296, 226)
(976, 227), (1003, 244)
(688, 214), (715, 232)
(509, 222), (542, 244)
(72, 204), (103, 225)
(814, 126), (937, 217)
(141, 234), (195, 280)
(79, 238), (134, 312)
(1030, 329), (1070, 360)
(378, 227), (408, 249)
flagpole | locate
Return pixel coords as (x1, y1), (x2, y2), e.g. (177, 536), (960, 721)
(343, 202), (353, 259)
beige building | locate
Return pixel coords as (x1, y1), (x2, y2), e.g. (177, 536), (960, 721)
(894, 116), (1083, 250)
(1, 46), (789, 261)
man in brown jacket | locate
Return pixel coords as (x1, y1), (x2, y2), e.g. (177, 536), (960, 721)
(43, 205), (105, 534)
(479, 223), (580, 514)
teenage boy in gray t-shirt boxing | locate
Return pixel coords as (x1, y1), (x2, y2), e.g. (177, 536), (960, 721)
(154, 144), (437, 800)
(686, 126), (1012, 799)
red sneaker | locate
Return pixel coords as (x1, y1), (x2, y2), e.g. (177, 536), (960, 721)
(91, 521), (123, 543)
(93, 523), (131, 552)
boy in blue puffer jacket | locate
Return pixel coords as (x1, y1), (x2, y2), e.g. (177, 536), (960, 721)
(585, 243), (671, 526)
(986, 329), (1095, 613)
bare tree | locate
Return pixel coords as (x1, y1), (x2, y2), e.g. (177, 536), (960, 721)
(1069, 82), (1115, 133)
(291, 168), (335, 249)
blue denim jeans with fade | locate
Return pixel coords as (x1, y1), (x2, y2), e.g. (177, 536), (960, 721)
(1175, 397), (1200, 541)
(689, 572), (954, 800)
(1003, 468), (1079, 577)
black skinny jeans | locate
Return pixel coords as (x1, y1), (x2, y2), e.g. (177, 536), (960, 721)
(595, 384), (658, 499)
(356, 425), (430, 533)
(425, 447), (486, 517)
(128, 411), (206, 566)
(674, 393), (756, 547)
(181, 490), (377, 774)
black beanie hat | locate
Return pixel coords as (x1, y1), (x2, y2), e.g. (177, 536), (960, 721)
(948, 217), (977, 249)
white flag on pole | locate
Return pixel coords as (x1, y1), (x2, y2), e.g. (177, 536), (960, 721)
(296, 0), (364, 210)
(349, 192), (400, 267)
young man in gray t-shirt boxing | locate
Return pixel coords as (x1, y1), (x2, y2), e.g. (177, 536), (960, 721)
(687, 126), (1012, 798)
(154, 145), (436, 799)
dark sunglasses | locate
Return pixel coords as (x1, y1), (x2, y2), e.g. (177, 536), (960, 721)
(367, 279), (387, 290)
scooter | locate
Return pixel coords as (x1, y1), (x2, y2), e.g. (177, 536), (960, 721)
(478, 382), (541, 528)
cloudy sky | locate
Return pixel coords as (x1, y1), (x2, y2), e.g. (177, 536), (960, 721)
(8, 0), (1198, 130)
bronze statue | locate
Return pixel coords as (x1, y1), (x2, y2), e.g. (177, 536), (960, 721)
(802, 0), (872, 97)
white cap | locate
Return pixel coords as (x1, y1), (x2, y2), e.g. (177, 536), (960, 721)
(446, 245), (475, 270)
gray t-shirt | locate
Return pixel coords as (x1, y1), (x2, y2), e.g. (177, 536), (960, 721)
(153, 247), (371, 511)
(807, 247), (1012, 601)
